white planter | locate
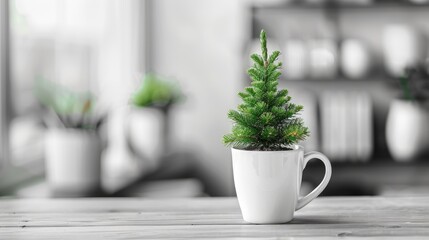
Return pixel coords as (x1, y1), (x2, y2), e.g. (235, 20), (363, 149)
(127, 107), (167, 171)
(386, 100), (429, 162)
(231, 145), (331, 224)
(45, 129), (101, 196)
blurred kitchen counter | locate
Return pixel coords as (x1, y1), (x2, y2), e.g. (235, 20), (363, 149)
(1, 196), (429, 239)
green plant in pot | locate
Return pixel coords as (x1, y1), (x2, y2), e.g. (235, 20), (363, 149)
(128, 74), (183, 170)
(223, 30), (331, 224)
(36, 80), (106, 197)
(36, 80), (106, 130)
(132, 74), (183, 110)
(386, 65), (429, 162)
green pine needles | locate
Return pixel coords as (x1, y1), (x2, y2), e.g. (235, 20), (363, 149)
(223, 30), (309, 151)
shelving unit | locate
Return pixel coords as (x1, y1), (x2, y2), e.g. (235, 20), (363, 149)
(246, 2), (429, 196)
(250, 2), (429, 50)
(253, 2), (429, 10)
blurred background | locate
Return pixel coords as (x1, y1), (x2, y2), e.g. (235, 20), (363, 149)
(1, 0), (429, 198)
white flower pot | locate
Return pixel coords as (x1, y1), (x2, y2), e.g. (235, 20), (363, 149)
(45, 129), (102, 196)
(231, 146), (332, 224)
(386, 100), (429, 162)
(127, 107), (168, 171)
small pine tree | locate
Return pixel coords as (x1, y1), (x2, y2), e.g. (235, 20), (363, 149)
(223, 30), (309, 151)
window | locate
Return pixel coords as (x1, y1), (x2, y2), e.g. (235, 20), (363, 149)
(0, 0), (146, 192)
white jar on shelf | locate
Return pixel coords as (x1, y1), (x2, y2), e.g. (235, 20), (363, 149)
(309, 39), (338, 80)
(382, 24), (426, 77)
(341, 39), (371, 80)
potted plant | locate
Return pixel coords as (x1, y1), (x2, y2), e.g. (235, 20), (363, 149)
(386, 65), (429, 162)
(128, 74), (183, 171)
(37, 80), (106, 197)
(223, 30), (332, 224)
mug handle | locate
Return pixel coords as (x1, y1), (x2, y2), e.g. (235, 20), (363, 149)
(296, 151), (332, 210)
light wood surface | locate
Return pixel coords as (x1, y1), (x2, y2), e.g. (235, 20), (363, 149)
(0, 197), (429, 239)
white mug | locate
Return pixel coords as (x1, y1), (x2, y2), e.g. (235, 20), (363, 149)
(232, 145), (332, 224)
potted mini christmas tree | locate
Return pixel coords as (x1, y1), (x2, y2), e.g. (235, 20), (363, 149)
(224, 30), (331, 224)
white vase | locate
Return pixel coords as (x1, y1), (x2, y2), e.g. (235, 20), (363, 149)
(341, 39), (371, 79)
(309, 39), (338, 79)
(382, 25), (426, 77)
(231, 145), (331, 224)
(386, 100), (429, 162)
(45, 129), (102, 196)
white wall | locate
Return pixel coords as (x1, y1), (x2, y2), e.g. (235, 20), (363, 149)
(151, 0), (251, 195)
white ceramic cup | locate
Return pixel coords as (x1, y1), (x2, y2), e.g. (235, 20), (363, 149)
(232, 145), (332, 224)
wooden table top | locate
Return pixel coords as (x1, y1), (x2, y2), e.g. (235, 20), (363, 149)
(0, 196), (429, 239)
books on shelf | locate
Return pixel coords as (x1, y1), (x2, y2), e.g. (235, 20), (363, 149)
(320, 91), (373, 162)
